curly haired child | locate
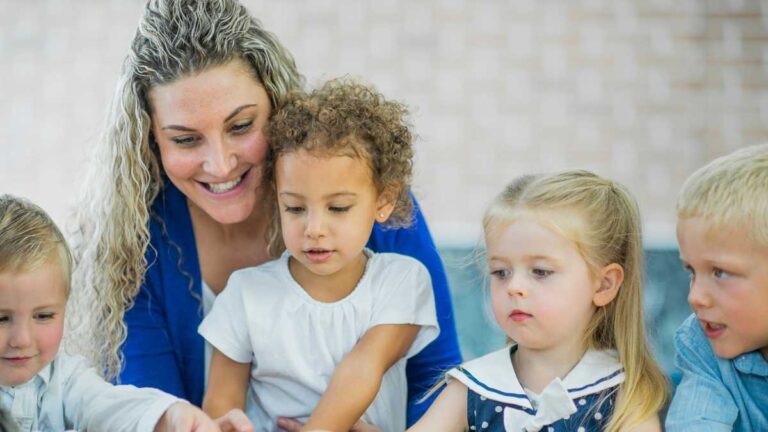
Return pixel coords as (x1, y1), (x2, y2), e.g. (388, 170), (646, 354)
(199, 79), (440, 432)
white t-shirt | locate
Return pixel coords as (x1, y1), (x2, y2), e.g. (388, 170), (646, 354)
(198, 250), (440, 432)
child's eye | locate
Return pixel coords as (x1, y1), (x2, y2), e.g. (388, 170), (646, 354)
(532, 268), (553, 278)
(713, 268), (731, 279)
(329, 206), (351, 213)
(171, 135), (198, 146)
(34, 313), (56, 321)
(230, 120), (253, 134)
(283, 206), (305, 214)
(490, 269), (510, 279)
(0, 316), (9, 324)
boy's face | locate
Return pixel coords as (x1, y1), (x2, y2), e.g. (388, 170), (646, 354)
(678, 216), (768, 360)
(0, 261), (66, 386)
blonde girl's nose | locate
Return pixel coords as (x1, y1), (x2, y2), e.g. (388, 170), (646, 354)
(9, 322), (32, 348)
(507, 273), (528, 298)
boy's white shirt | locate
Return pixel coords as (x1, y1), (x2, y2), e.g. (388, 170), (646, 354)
(0, 352), (179, 432)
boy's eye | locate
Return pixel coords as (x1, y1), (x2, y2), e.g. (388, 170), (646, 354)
(329, 206), (351, 213)
(230, 120), (253, 134)
(713, 268), (731, 279)
(34, 313), (56, 321)
(0, 316), (9, 324)
(283, 206), (305, 214)
(171, 135), (198, 146)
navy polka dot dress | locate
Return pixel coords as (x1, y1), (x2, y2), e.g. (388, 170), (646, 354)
(447, 345), (624, 432)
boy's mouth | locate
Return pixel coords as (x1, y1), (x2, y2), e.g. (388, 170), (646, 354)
(2, 355), (35, 366)
(700, 319), (727, 339)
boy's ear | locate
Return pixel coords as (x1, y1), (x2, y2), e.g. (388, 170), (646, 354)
(593, 263), (624, 307)
(375, 188), (397, 223)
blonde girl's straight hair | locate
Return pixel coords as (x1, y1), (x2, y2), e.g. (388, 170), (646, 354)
(483, 171), (668, 432)
(70, 0), (303, 379)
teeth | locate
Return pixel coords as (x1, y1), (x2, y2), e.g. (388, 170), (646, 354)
(207, 175), (242, 193)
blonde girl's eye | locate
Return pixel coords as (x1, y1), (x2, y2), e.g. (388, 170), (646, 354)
(532, 268), (553, 279)
(490, 269), (510, 279)
(0, 315), (9, 325)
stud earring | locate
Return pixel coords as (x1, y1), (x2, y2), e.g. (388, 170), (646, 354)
(378, 213), (385, 219)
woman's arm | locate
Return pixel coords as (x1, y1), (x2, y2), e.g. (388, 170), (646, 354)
(202, 349), (251, 418)
(303, 324), (420, 431)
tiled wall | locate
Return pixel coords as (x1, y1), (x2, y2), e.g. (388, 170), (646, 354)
(2, 0), (767, 246)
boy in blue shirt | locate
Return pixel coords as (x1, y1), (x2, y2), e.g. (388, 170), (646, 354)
(666, 144), (768, 431)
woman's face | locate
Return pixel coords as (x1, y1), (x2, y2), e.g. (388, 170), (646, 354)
(149, 59), (271, 225)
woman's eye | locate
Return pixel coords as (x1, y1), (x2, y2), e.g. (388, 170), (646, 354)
(171, 135), (198, 146)
(329, 206), (351, 213)
(231, 120), (253, 134)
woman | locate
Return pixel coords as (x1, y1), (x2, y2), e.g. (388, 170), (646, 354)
(71, 0), (461, 426)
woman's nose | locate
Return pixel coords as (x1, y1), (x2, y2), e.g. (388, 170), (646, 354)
(204, 137), (238, 177)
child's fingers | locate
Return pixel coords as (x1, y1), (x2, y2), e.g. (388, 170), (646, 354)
(215, 409), (254, 432)
(276, 417), (304, 431)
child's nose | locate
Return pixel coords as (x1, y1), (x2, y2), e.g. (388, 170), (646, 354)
(304, 211), (326, 239)
(687, 279), (712, 309)
(9, 323), (32, 348)
(507, 274), (528, 298)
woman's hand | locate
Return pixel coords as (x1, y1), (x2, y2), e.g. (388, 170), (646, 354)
(155, 403), (254, 432)
(277, 417), (381, 432)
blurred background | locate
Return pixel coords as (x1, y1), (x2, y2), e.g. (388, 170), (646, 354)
(2, 0), (768, 377)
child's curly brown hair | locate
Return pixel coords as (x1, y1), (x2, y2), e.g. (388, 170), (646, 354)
(263, 78), (415, 256)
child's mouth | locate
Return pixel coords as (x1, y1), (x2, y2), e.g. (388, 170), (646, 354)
(701, 319), (726, 338)
(304, 248), (333, 263)
(510, 309), (532, 322)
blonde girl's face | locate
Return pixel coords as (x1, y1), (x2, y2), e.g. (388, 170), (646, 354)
(486, 217), (600, 354)
(149, 59), (271, 225)
(276, 150), (394, 295)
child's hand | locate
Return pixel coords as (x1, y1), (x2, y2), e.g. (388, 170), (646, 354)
(215, 409), (255, 432)
(156, 403), (254, 432)
(276, 417), (380, 432)
(155, 402), (218, 432)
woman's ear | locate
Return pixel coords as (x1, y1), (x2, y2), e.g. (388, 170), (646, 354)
(375, 188), (397, 223)
(593, 263), (624, 307)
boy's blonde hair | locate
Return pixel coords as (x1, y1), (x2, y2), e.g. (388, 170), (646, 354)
(677, 144), (768, 246)
(0, 195), (72, 295)
(483, 171), (667, 432)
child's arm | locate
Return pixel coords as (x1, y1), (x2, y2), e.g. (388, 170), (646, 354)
(407, 381), (468, 432)
(155, 402), (254, 432)
(625, 414), (661, 432)
(302, 324), (419, 431)
(202, 348), (252, 418)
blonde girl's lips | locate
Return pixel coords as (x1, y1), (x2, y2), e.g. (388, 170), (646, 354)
(510, 310), (532, 322)
(3, 356), (33, 366)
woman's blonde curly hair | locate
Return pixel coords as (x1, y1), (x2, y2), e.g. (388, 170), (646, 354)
(264, 78), (415, 256)
(69, 0), (303, 380)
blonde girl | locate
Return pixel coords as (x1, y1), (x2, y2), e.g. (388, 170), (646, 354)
(409, 171), (667, 432)
(198, 79), (440, 432)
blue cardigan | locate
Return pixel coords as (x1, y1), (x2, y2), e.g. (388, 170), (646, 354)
(120, 181), (462, 425)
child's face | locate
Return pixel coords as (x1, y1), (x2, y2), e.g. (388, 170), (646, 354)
(0, 262), (66, 386)
(486, 218), (600, 356)
(276, 150), (392, 290)
(677, 216), (768, 360)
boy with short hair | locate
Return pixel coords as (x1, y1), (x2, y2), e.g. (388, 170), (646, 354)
(0, 195), (252, 432)
(666, 144), (768, 431)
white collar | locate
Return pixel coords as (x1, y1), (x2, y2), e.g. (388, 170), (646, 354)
(447, 345), (624, 409)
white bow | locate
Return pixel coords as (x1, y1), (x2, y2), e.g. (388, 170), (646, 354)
(503, 378), (577, 432)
